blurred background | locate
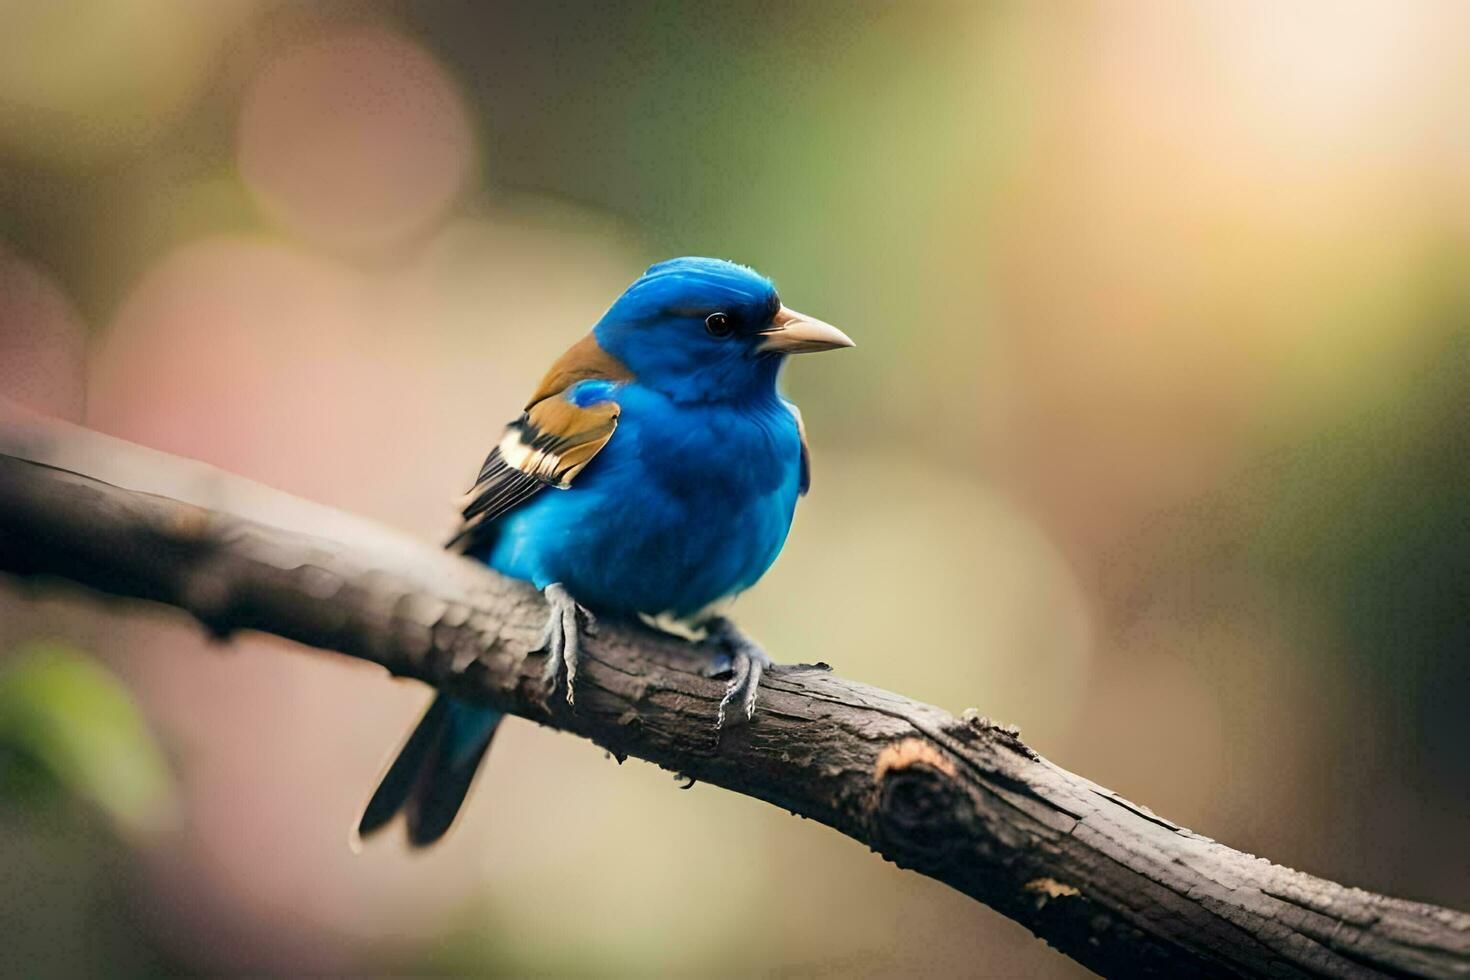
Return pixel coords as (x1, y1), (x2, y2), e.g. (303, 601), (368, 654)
(1, 1), (1467, 976)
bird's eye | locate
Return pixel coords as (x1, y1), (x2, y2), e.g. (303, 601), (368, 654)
(705, 312), (732, 337)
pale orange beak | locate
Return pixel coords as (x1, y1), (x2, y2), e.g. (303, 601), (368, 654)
(757, 306), (856, 354)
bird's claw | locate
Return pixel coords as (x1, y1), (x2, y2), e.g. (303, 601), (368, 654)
(533, 583), (594, 705)
(706, 618), (773, 729)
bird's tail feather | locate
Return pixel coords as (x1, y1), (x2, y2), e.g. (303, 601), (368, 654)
(356, 694), (502, 847)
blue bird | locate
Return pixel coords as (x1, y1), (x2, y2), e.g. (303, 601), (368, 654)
(356, 257), (853, 845)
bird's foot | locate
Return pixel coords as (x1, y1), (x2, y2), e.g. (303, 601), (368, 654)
(704, 617), (773, 729)
(533, 583), (596, 705)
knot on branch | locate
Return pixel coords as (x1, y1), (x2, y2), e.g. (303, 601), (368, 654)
(872, 738), (966, 865)
(149, 509), (241, 637)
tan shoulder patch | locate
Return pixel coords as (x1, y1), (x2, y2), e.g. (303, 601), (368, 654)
(526, 333), (633, 409)
(502, 396), (619, 488)
(446, 333), (630, 553)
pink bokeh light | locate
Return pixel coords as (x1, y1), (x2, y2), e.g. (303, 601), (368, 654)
(0, 252), (88, 421)
(238, 27), (475, 253)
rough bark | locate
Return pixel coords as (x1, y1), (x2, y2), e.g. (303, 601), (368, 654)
(0, 407), (1466, 979)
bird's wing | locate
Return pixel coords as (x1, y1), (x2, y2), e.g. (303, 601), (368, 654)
(447, 334), (632, 555)
(783, 399), (811, 496)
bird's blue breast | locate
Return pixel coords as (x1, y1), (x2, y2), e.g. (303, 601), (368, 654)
(483, 382), (804, 622)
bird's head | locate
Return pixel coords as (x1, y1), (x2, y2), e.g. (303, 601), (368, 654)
(592, 257), (854, 404)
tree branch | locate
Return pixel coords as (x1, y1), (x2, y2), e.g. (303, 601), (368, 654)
(0, 407), (1465, 979)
